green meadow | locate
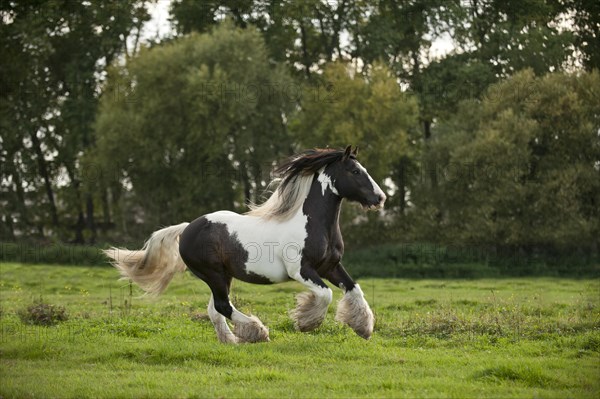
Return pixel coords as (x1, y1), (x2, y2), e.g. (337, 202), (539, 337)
(1, 262), (598, 398)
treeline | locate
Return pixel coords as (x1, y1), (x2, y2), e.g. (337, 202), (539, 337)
(1, 1), (598, 266)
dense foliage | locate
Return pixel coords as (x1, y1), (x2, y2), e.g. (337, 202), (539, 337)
(1, 0), (598, 267)
(93, 23), (296, 236)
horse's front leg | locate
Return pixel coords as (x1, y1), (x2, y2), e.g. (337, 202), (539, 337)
(289, 267), (333, 332)
(327, 263), (374, 339)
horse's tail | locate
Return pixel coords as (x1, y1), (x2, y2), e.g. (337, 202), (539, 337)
(103, 222), (190, 296)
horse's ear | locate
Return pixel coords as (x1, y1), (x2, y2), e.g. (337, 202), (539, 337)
(343, 145), (352, 160)
(352, 146), (359, 157)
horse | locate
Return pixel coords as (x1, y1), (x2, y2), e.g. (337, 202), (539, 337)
(104, 146), (386, 343)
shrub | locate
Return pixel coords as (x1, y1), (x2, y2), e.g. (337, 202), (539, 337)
(19, 300), (68, 326)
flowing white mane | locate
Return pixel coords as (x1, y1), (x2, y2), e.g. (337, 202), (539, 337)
(246, 174), (314, 221)
(246, 148), (349, 221)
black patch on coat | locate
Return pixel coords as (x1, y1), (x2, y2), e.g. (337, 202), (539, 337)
(179, 216), (273, 285)
(299, 175), (345, 281)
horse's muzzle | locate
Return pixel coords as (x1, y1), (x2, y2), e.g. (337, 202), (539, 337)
(362, 193), (386, 211)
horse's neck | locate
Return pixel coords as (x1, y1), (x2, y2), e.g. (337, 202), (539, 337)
(300, 177), (342, 237)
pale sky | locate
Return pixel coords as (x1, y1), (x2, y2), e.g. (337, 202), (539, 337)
(140, 0), (173, 41)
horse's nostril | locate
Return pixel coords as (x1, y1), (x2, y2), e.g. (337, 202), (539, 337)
(378, 194), (386, 203)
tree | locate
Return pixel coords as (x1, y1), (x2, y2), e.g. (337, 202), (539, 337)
(292, 61), (419, 223)
(411, 70), (600, 255)
(567, 0), (600, 70)
(92, 23), (296, 238)
(351, 1), (581, 136)
(0, 0), (149, 242)
(170, 0), (367, 79)
(423, 0), (574, 140)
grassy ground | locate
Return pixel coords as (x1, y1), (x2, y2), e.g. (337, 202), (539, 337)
(0, 262), (598, 398)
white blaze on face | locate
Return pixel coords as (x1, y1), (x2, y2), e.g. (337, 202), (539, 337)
(356, 162), (386, 207)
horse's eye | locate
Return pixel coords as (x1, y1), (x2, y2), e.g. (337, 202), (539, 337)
(352, 170), (360, 175)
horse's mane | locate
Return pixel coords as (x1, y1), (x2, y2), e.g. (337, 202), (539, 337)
(247, 148), (351, 221)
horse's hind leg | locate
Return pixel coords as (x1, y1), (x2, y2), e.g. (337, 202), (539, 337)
(209, 275), (269, 343)
(207, 295), (238, 344)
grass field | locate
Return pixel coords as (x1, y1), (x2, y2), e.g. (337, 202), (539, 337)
(1, 262), (599, 398)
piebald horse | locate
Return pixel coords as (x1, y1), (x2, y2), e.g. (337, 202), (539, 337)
(104, 146), (386, 343)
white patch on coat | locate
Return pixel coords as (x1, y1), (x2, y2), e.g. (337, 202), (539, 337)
(205, 208), (309, 283)
(289, 272), (333, 304)
(317, 167), (339, 196)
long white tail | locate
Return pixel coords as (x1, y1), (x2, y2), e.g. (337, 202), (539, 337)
(103, 223), (190, 296)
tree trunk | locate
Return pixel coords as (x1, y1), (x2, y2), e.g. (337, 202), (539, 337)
(396, 157), (409, 216)
(398, 184), (406, 216)
(86, 193), (96, 244)
(333, 0), (347, 59)
(101, 186), (111, 234)
(12, 164), (30, 226)
(422, 120), (437, 189)
(30, 131), (59, 228)
(65, 165), (85, 244)
(299, 23), (311, 79)
(423, 119), (431, 140)
(3, 215), (16, 241)
(74, 210), (85, 244)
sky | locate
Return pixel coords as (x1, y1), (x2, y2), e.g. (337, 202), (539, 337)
(140, 0), (173, 41)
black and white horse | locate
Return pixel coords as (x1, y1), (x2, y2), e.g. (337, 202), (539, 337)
(105, 146), (386, 343)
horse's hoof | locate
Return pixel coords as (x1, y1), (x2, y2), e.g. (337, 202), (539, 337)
(335, 286), (374, 340)
(290, 291), (329, 332)
(233, 315), (270, 343)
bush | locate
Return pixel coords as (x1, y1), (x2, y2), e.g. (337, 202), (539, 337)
(343, 243), (599, 278)
(19, 300), (68, 326)
(1, 240), (597, 278)
(1, 242), (107, 266)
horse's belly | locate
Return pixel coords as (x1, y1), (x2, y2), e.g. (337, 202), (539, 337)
(238, 236), (303, 283)
(243, 257), (290, 284)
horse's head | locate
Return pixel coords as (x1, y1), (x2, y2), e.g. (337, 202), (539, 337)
(326, 146), (386, 210)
